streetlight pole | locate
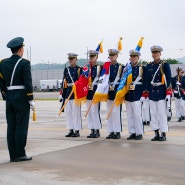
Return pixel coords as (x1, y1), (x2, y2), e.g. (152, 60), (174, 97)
(47, 61), (49, 80)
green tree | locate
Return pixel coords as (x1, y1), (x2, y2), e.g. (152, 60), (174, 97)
(165, 58), (181, 64)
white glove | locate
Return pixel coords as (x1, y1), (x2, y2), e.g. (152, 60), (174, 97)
(59, 95), (63, 102)
(176, 81), (181, 86)
(29, 100), (35, 110)
(165, 95), (171, 102)
(174, 90), (178, 94)
(140, 97), (145, 102)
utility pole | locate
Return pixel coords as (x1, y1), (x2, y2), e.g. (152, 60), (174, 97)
(30, 46), (32, 62)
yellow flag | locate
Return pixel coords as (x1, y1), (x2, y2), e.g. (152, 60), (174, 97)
(99, 42), (103, 53)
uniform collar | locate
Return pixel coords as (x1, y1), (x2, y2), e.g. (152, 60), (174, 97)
(110, 61), (117, 66)
(10, 54), (21, 60)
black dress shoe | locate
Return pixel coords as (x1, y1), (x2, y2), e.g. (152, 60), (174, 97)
(178, 117), (182, 122)
(151, 136), (160, 141)
(135, 135), (143, 140)
(159, 132), (166, 141)
(112, 132), (121, 139)
(65, 129), (74, 137)
(92, 130), (100, 138)
(151, 129), (160, 141)
(71, 131), (80, 137)
(14, 156), (32, 162)
(146, 121), (150, 125)
(87, 134), (93, 138)
(159, 136), (166, 141)
(143, 121), (146, 125)
(106, 132), (114, 139)
(87, 129), (94, 138)
(181, 116), (185, 120)
(127, 133), (136, 140)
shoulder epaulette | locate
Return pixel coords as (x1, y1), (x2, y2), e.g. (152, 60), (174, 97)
(137, 63), (142, 67)
(146, 61), (152, 65)
(161, 60), (167, 64)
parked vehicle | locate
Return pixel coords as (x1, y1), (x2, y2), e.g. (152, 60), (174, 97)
(40, 79), (62, 91)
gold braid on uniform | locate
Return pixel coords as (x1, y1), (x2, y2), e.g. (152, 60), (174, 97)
(160, 60), (165, 85)
(118, 63), (123, 78)
(139, 64), (143, 80)
(27, 93), (33, 96)
(78, 67), (82, 77)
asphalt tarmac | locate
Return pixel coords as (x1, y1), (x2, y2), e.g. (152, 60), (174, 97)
(0, 92), (185, 185)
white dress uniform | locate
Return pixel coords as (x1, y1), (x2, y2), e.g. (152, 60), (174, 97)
(145, 45), (172, 141)
(86, 50), (102, 138)
(62, 53), (82, 137)
(172, 73), (185, 121)
(106, 49), (123, 139)
(125, 49), (144, 140)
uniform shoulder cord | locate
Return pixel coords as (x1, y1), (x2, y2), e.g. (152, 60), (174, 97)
(118, 64), (123, 78)
(78, 67), (81, 78)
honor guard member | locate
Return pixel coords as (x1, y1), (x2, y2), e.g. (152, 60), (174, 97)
(86, 50), (102, 138)
(106, 49), (123, 139)
(0, 37), (34, 162)
(125, 50), (144, 140)
(180, 74), (185, 120)
(62, 53), (82, 137)
(172, 68), (185, 122)
(145, 45), (172, 141)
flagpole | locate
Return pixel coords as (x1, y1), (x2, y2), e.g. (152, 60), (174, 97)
(105, 100), (116, 121)
(83, 98), (94, 119)
(57, 89), (74, 117)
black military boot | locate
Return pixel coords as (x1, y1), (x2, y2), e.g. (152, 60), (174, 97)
(151, 129), (160, 141)
(92, 130), (100, 138)
(106, 132), (114, 139)
(113, 132), (121, 139)
(159, 132), (166, 141)
(87, 129), (94, 138)
(65, 129), (74, 137)
(135, 135), (143, 140)
(71, 130), (80, 137)
(127, 133), (136, 140)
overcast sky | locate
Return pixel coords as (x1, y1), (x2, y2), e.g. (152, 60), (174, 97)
(0, 0), (185, 65)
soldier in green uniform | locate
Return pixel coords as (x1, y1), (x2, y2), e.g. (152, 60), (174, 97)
(0, 37), (34, 162)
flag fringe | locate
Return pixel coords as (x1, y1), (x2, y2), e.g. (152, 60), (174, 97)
(115, 73), (132, 106)
(74, 97), (87, 105)
(93, 93), (108, 104)
(72, 85), (87, 106)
